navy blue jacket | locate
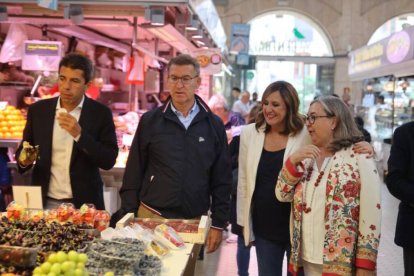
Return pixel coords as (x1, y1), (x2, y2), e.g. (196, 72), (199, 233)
(115, 96), (232, 228)
(386, 121), (414, 249)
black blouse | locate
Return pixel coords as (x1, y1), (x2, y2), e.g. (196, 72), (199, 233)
(252, 148), (290, 242)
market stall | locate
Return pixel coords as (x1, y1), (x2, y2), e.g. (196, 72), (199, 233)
(348, 25), (414, 176)
(0, 0), (227, 211)
(0, 202), (209, 275)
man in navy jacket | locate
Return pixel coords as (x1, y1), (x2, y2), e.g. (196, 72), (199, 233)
(112, 54), (232, 275)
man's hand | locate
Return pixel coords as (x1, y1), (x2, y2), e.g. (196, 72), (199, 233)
(356, 268), (376, 276)
(353, 141), (374, 158)
(18, 141), (38, 167)
(206, 228), (223, 253)
(57, 112), (81, 138)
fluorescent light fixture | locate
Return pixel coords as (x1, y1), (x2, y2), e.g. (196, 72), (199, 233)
(191, 29), (203, 39)
(52, 25), (130, 54)
(145, 24), (197, 52)
(145, 6), (165, 26)
(195, 40), (205, 46)
(185, 15), (198, 31)
(0, 6), (8, 22)
(64, 5), (84, 25)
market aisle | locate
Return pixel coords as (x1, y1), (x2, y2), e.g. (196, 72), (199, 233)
(195, 184), (403, 276)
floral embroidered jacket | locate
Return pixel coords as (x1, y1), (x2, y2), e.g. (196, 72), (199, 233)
(276, 147), (381, 276)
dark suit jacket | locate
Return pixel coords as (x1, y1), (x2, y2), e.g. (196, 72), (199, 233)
(386, 121), (414, 249)
(16, 96), (118, 210)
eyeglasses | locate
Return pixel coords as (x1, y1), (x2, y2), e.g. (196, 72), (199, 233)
(305, 114), (333, 125)
(168, 75), (198, 85)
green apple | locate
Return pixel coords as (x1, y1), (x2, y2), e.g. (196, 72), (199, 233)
(50, 263), (61, 275)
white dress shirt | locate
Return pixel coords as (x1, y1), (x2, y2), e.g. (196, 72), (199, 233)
(47, 96), (84, 200)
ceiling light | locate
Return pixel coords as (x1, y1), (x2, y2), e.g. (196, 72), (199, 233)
(64, 5), (84, 25)
(185, 15), (198, 31)
(145, 6), (165, 26)
(144, 24), (197, 52)
(191, 30), (203, 39)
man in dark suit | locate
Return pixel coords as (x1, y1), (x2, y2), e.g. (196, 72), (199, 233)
(386, 121), (414, 276)
(16, 53), (118, 210)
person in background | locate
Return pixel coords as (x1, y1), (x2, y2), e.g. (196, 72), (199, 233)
(208, 94), (245, 142)
(276, 96), (381, 276)
(354, 116), (371, 143)
(237, 82), (373, 276)
(251, 92), (259, 105)
(111, 54), (232, 276)
(15, 53), (118, 210)
(0, 147), (11, 211)
(232, 91), (251, 121)
(386, 121), (414, 276)
(342, 87), (355, 115)
(231, 87), (242, 107)
(228, 103), (260, 276)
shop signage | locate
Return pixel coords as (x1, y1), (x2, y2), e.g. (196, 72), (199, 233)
(251, 40), (312, 56)
(22, 41), (62, 71)
(230, 23), (250, 54)
(192, 48), (222, 75)
(349, 27), (414, 76)
(37, 0), (58, 11)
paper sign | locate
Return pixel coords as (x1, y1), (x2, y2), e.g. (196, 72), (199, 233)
(22, 40), (62, 71)
(12, 186), (43, 209)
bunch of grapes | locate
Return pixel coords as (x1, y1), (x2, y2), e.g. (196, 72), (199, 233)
(32, 250), (89, 276)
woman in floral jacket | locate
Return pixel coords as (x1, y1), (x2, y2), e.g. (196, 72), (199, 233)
(276, 96), (381, 276)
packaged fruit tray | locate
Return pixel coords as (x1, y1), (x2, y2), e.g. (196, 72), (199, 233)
(0, 245), (39, 267)
(117, 213), (210, 244)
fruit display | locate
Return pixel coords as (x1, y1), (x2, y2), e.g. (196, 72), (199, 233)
(32, 250), (89, 276)
(93, 210), (110, 232)
(85, 238), (156, 275)
(0, 245), (38, 267)
(154, 224), (185, 249)
(79, 204), (96, 227)
(0, 105), (26, 139)
(0, 217), (94, 275)
(56, 203), (75, 223)
(6, 202), (24, 221)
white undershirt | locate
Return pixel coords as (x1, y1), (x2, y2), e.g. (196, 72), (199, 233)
(47, 97), (84, 199)
(301, 157), (332, 264)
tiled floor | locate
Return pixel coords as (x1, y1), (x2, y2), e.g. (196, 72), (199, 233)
(195, 184), (403, 276)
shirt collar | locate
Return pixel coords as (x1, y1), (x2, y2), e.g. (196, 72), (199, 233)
(170, 100), (198, 117)
(56, 95), (85, 111)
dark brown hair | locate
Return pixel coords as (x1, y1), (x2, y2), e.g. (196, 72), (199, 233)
(255, 81), (304, 135)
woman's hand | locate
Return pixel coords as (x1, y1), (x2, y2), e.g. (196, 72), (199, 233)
(353, 141), (374, 158)
(289, 145), (321, 165)
(356, 268), (376, 276)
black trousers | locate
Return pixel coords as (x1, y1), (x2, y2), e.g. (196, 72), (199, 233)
(404, 247), (414, 276)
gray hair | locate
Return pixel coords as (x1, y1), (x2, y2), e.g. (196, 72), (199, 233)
(310, 96), (363, 152)
(208, 94), (229, 111)
(167, 54), (200, 76)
